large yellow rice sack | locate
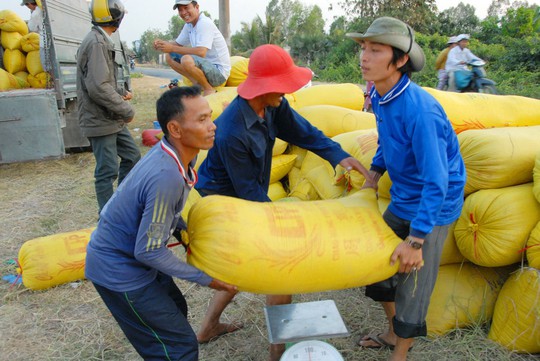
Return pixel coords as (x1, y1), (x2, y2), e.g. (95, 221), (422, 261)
(0, 10), (29, 35)
(455, 183), (540, 267)
(27, 71), (49, 88)
(488, 268), (540, 353)
(287, 167), (319, 201)
(424, 88), (540, 134)
(268, 182), (287, 201)
(20, 32), (40, 52)
(13, 73), (29, 88)
(296, 105), (376, 138)
(526, 222), (540, 270)
(226, 56), (249, 87)
(300, 129), (378, 200)
(534, 152), (540, 203)
(3, 48), (26, 74)
(0, 67), (20, 90)
(1, 31), (22, 50)
(426, 263), (509, 337)
(458, 126), (540, 195)
(17, 228), (95, 290)
(286, 83), (364, 111)
(270, 154), (297, 184)
(186, 189), (402, 294)
(273, 138), (288, 156)
(205, 86), (238, 120)
(26, 50), (44, 76)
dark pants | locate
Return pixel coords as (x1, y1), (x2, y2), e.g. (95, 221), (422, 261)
(365, 210), (449, 339)
(89, 127), (140, 212)
(92, 273), (198, 361)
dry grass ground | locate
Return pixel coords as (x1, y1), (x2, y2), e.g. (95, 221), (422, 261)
(0, 76), (537, 361)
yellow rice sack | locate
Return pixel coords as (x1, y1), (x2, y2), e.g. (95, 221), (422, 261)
(534, 152), (540, 203)
(226, 56), (249, 87)
(270, 154), (297, 184)
(286, 83), (364, 111)
(20, 32), (40, 52)
(287, 167), (319, 201)
(17, 228), (95, 290)
(273, 138), (288, 156)
(1, 31), (22, 50)
(424, 88), (540, 134)
(205, 86), (237, 120)
(455, 183), (540, 267)
(0, 67), (20, 90)
(296, 105), (376, 138)
(426, 263), (509, 337)
(268, 182), (287, 201)
(26, 50), (43, 76)
(13, 73), (29, 88)
(488, 268), (540, 353)
(526, 222), (540, 270)
(0, 10), (29, 35)
(288, 145), (307, 168)
(28, 71), (49, 88)
(181, 189), (201, 222)
(186, 189), (401, 294)
(458, 126), (540, 195)
(3, 48), (26, 74)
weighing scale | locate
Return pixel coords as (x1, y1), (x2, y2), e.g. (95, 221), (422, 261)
(264, 300), (349, 361)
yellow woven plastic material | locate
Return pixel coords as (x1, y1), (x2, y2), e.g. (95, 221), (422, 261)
(269, 154), (297, 184)
(296, 105), (376, 138)
(534, 152), (540, 203)
(426, 263), (508, 337)
(17, 228), (95, 290)
(440, 223), (466, 266)
(28, 71), (49, 88)
(226, 56), (249, 87)
(205, 86), (238, 120)
(455, 183), (540, 267)
(488, 268), (540, 353)
(0, 10), (29, 35)
(268, 182), (287, 201)
(424, 88), (540, 134)
(3, 48), (26, 74)
(20, 32), (40, 52)
(526, 222), (540, 270)
(458, 126), (540, 195)
(0, 68), (20, 90)
(272, 138), (288, 156)
(186, 189), (401, 294)
(1, 31), (22, 50)
(286, 83), (364, 111)
(26, 50), (43, 75)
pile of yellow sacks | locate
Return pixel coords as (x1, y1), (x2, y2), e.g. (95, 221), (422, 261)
(0, 9), (48, 90)
(16, 82), (540, 353)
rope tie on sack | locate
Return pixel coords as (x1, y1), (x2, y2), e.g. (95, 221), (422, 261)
(518, 243), (540, 253)
(11, 258), (22, 290)
(469, 213), (480, 260)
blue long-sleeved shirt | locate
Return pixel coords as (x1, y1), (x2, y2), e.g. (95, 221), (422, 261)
(85, 137), (212, 292)
(196, 96), (350, 201)
(370, 75), (466, 238)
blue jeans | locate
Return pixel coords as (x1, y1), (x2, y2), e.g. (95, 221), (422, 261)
(170, 53), (226, 86)
(92, 273), (198, 361)
(89, 127), (140, 212)
(365, 210), (450, 339)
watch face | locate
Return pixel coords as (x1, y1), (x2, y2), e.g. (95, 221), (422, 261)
(410, 241), (422, 249)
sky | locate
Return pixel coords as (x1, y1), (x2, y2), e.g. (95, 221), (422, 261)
(4, 0), (540, 46)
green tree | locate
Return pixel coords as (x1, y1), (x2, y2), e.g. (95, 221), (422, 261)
(501, 5), (537, 37)
(138, 28), (167, 63)
(438, 2), (480, 35)
(166, 15), (185, 39)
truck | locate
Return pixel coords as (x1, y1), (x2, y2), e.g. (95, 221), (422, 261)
(0, 0), (131, 164)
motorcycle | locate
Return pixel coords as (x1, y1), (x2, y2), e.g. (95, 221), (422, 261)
(455, 59), (498, 94)
(129, 58), (136, 70)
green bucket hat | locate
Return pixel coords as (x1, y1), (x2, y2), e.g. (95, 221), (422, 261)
(346, 17), (425, 72)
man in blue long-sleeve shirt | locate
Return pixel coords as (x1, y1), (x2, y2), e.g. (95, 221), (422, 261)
(85, 86), (237, 361)
(195, 44), (372, 361)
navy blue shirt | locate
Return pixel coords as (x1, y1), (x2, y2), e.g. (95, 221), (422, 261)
(196, 96), (350, 201)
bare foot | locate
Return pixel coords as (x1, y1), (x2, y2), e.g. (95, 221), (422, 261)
(203, 89), (217, 96)
(197, 321), (244, 344)
(268, 343), (285, 361)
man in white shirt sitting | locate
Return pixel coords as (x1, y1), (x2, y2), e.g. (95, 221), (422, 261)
(445, 34), (482, 91)
(154, 0), (231, 96)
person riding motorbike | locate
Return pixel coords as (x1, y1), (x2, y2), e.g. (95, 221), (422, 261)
(445, 34), (482, 92)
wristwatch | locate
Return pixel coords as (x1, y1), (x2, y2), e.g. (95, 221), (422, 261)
(405, 236), (423, 250)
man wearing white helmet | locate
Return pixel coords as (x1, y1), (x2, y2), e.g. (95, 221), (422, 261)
(434, 36), (457, 90)
(445, 34), (482, 91)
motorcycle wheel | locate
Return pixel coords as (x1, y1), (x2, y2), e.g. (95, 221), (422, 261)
(479, 85), (498, 94)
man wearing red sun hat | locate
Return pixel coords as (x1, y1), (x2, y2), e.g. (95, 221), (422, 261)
(195, 44), (373, 360)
